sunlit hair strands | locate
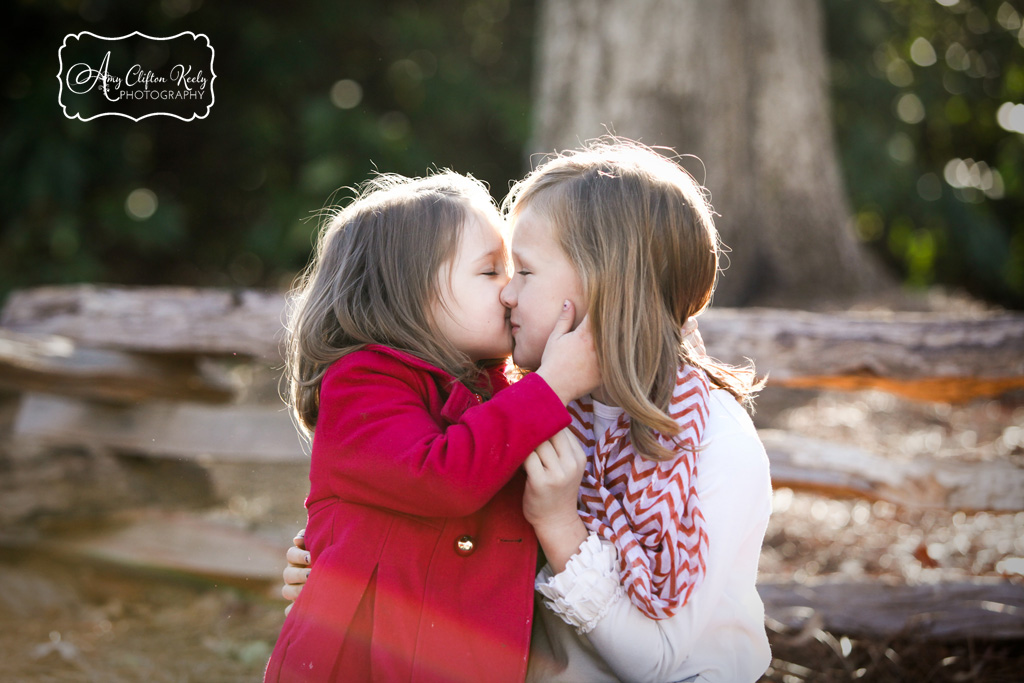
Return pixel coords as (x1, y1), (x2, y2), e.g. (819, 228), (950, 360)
(505, 138), (763, 461)
(285, 171), (505, 435)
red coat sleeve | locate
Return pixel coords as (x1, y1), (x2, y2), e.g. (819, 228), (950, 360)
(308, 353), (570, 519)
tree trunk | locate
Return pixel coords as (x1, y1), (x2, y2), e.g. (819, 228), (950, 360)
(530, 0), (887, 306)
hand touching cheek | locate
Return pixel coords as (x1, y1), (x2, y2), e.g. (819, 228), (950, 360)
(500, 203), (586, 371)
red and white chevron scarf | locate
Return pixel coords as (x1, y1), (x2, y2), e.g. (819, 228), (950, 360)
(568, 364), (711, 619)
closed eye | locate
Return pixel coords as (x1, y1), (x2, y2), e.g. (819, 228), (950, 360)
(517, 270), (531, 276)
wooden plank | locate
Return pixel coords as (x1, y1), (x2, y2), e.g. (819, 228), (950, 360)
(699, 308), (1024, 402)
(13, 393), (306, 463)
(4, 286), (1024, 401)
(12, 392), (1020, 511)
(1, 285), (286, 360)
(44, 511), (1024, 641)
(52, 510), (289, 584)
(0, 328), (234, 403)
(760, 429), (1024, 513)
(759, 578), (1024, 640)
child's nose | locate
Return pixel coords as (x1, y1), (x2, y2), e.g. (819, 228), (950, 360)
(499, 279), (516, 308)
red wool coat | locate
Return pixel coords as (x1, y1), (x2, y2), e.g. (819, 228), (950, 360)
(265, 345), (570, 683)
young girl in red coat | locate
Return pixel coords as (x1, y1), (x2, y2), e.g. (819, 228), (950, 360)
(263, 171), (600, 683)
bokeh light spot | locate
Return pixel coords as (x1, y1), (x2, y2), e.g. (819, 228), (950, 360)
(896, 93), (926, 123)
(910, 37), (937, 67)
(886, 59), (914, 87)
(329, 79), (363, 109)
(997, 3), (1022, 31)
(887, 132), (915, 163)
(945, 43), (970, 72)
(125, 188), (158, 220)
(996, 101), (1024, 134)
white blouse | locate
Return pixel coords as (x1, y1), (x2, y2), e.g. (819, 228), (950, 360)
(527, 390), (773, 683)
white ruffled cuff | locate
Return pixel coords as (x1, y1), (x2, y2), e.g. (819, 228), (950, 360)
(535, 533), (624, 634)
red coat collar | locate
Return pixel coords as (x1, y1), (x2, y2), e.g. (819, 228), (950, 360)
(360, 344), (508, 423)
(362, 343), (454, 378)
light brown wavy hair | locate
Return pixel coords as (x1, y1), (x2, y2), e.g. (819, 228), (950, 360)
(285, 171), (504, 436)
(504, 138), (763, 461)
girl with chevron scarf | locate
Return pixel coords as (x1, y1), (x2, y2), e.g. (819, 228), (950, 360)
(501, 139), (771, 682)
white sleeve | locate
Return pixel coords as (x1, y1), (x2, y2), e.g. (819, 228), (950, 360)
(535, 534), (624, 633)
(535, 393), (772, 683)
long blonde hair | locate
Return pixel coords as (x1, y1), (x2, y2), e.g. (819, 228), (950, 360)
(286, 171), (503, 435)
(505, 139), (762, 460)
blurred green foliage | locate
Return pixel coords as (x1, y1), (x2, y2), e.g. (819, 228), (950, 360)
(826, 0), (1024, 307)
(1, 0), (1022, 308)
(1, 0), (534, 298)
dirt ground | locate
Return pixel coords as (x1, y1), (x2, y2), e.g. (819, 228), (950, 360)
(1, 384), (1021, 681)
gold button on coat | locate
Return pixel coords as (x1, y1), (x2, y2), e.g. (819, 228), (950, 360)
(454, 535), (475, 556)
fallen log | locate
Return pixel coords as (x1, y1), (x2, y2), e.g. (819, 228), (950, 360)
(0, 329), (234, 404)
(13, 393), (305, 463)
(699, 308), (1024, 402)
(4, 286), (1024, 401)
(0, 285), (286, 360)
(760, 430), (1024, 513)
(30, 510), (1024, 642)
(45, 510), (289, 588)
(759, 577), (1024, 640)
(14, 392), (1020, 513)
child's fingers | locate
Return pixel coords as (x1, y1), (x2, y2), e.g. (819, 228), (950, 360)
(552, 428), (586, 472)
(286, 545), (311, 567)
(552, 427), (578, 453)
(547, 300), (576, 342)
(523, 451), (545, 480)
(292, 528), (307, 550)
(283, 565), (310, 586)
(282, 582), (303, 602)
(562, 429), (586, 470)
(532, 439), (560, 471)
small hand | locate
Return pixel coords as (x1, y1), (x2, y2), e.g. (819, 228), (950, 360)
(535, 301), (601, 405)
(281, 528), (311, 615)
(523, 428), (586, 529)
(523, 429), (590, 574)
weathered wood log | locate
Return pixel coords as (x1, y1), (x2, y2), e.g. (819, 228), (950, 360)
(699, 308), (1024, 402)
(13, 393), (305, 463)
(759, 578), (1024, 640)
(0, 285), (286, 360)
(0, 329), (234, 404)
(760, 430), (1024, 513)
(14, 391), (1020, 513)
(49, 510), (289, 587)
(4, 286), (1024, 401)
(32, 509), (1024, 641)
